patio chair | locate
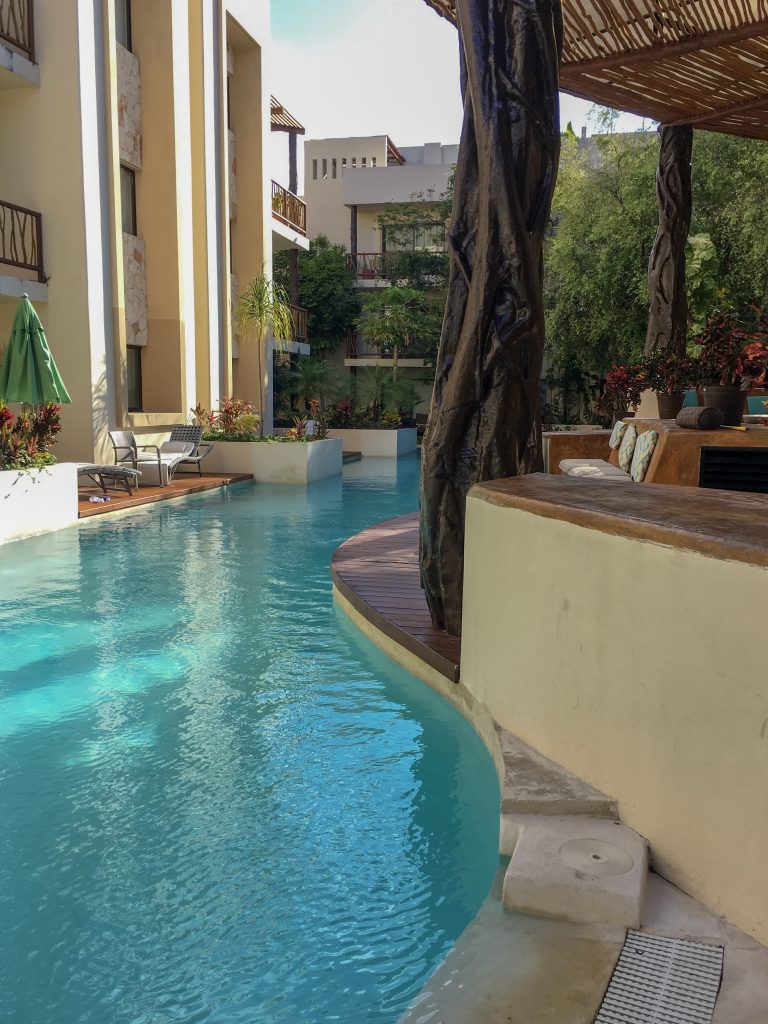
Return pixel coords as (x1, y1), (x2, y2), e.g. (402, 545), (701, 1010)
(109, 430), (194, 487)
(77, 463), (142, 496)
(168, 425), (214, 476)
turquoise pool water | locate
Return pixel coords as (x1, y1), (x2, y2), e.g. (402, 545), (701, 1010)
(0, 455), (499, 1024)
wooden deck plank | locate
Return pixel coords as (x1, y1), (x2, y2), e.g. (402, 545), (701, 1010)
(331, 512), (461, 683)
(78, 473), (252, 518)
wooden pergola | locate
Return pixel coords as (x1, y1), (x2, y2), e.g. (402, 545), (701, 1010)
(423, 1), (768, 140)
(417, 0), (768, 635)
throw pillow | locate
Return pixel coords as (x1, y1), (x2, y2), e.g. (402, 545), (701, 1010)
(608, 420), (627, 450)
(618, 423), (637, 473)
(631, 429), (659, 483)
(676, 406), (725, 430)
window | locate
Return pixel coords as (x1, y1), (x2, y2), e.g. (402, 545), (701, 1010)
(312, 159), (318, 181)
(120, 165), (137, 235)
(332, 158), (337, 180)
(342, 158), (347, 173)
(351, 157), (356, 167)
(322, 159), (328, 180)
(127, 346), (142, 412)
(362, 157), (367, 167)
(116, 0), (132, 51)
(385, 222), (447, 252)
(371, 157), (377, 167)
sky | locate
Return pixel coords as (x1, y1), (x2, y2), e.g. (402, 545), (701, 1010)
(269, 0), (646, 189)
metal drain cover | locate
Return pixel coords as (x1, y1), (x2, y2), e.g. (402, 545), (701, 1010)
(559, 838), (635, 877)
(595, 930), (724, 1024)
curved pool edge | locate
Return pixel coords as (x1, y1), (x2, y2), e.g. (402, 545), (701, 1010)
(332, 584), (504, 784)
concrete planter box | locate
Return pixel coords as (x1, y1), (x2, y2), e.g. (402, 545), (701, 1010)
(0, 463), (79, 544)
(327, 427), (417, 457)
(204, 438), (342, 484)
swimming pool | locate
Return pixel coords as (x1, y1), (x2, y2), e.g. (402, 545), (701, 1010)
(0, 455), (499, 1024)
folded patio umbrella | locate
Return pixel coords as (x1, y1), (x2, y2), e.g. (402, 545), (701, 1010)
(0, 294), (71, 404)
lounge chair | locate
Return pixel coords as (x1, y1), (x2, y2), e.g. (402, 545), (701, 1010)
(77, 463), (142, 495)
(168, 425), (214, 476)
(109, 430), (194, 487)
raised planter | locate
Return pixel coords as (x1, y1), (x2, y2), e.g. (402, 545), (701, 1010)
(0, 463), (79, 544)
(203, 438), (342, 485)
(327, 427), (417, 457)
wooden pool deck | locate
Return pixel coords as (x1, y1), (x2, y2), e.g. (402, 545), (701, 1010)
(78, 472), (252, 518)
(331, 512), (461, 682)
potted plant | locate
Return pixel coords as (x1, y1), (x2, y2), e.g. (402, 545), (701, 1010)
(693, 311), (768, 426)
(641, 352), (696, 419)
(596, 363), (645, 425)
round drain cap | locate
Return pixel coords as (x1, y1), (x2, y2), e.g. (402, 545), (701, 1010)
(559, 837), (635, 877)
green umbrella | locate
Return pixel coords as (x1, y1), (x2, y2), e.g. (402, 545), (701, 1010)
(0, 294), (71, 404)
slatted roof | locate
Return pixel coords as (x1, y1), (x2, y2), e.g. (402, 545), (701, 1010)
(270, 96), (305, 135)
(421, 1), (768, 141)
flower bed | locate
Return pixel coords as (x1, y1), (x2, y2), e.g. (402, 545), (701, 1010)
(326, 427), (417, 457)
(204, 437), (343, 485)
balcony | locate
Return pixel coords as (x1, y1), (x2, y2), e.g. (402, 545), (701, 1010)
(345, 333), (425, 368)
(0, 0), (38, 87)
(347, 250), (447, 287)
(271, 180), (309, 252)
(274, 304), (310, 356)
(0, 199), (47, 301)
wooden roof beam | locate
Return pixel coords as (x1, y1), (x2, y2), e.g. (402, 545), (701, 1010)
(664, 91), (768, 127)
(564, 18), (768, 74)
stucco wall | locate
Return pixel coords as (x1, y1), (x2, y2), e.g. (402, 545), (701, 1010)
(461, 492), (768, 945)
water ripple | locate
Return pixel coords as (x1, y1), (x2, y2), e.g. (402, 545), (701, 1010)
(0, 458), (499, 1024)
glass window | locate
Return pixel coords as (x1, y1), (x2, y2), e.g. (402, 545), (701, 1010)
(120, 165), (137, 236)
(127, 346), (142, 412)
(351, 158), (356, 167)
(332, 158), (337, 180)
(322, 159), (328, 180)
(362, 157), (367, 167)
(312, 159), (318, 181)
(371, 157), (377, 167)
(116, 0), (132, 51)
(342, 158), (347, 173)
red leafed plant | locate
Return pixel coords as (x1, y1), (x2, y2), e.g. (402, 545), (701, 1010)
(693, 311), (764, 387)
(596, 363), (645, 420)
(641, 352), (696, 395)
(0, 402), (61, 470)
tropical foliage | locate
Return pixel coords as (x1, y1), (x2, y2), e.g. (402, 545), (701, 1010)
(0, 403), (61, 471)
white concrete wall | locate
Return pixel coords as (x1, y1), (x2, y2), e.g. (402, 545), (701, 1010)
(0, 464), (78, 544)
(461, 491), (768, 946)
(304, 136), (389, 245)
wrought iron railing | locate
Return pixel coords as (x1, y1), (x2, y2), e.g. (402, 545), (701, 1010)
(271, 180), (307, 236)
(0, 200), (44, 282)
(290, 304), (308, 342)
(0, 0), (35, 61)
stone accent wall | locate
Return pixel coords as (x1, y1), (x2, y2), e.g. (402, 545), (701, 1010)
(117, 43), (142, 169)
(123, 233), (148, 347)
(228, 130), (237, 220)
(231, 272), (239, 359)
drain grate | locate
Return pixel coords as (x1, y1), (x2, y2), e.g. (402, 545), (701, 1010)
(595, 930), (724, 1024)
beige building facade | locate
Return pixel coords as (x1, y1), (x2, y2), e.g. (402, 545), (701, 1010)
(0, 0), (307, 462)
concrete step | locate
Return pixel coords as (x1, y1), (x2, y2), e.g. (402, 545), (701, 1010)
(502, 815), (649, 928)
(497, 728), (618, 855)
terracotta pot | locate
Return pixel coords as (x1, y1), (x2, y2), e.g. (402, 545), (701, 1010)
(655, 392), (684, 419)
(702, 385), (744, 427)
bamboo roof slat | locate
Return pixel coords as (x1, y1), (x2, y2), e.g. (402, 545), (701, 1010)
(421, 0), (768, 140)
(270, 96), (305, 135)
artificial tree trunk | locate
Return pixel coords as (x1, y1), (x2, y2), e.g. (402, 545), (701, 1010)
(645, 125), (693, 356)
(419, 0), (563, 636)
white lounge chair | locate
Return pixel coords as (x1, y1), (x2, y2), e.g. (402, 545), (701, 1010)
(109, 431), (194, 487)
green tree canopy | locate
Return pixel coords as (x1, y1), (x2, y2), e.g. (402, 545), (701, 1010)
(274, 235), (360, 356)
(355, 287), (444, 376)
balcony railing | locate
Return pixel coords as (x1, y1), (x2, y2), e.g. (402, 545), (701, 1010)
(347, 250), (447, 282)
(0, 200), (44, 282)
(290, 304), (308, 343)
(346, 334), (392, 360)
(0, 0), (35, 61)
(271, 180), (307, 237)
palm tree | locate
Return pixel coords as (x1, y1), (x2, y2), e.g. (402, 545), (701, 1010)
(354, 287), (443, 380)
(237, 274), (295, 433)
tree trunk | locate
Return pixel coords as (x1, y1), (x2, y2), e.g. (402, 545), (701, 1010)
(419, 0), (563, 636)
(645, 125), (693, 356)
